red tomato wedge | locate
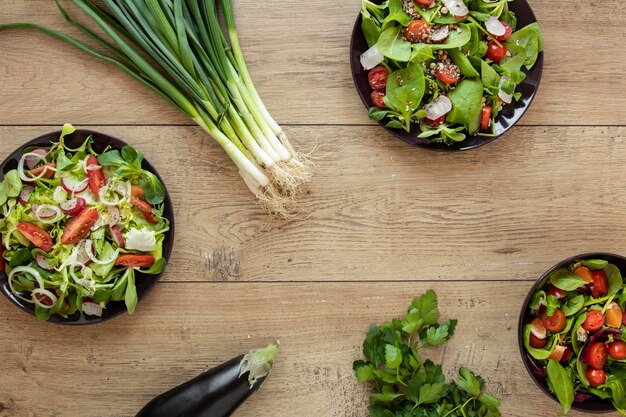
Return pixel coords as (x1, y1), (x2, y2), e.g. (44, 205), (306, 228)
(85, 156), (106, 194)
(590, 270), (609, 298)
(61, 208), (99, 245)
(16, 222), (53, 252)
(28, 162), (56, 180)
(115, 254), (155, 267)
(131, 197), (157, 224)
(481, 106), (492, 130)
(414, 0), (434, 4)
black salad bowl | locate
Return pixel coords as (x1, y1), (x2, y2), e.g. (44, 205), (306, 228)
(349, 0), (544, 151)
(0, 129), (175, 325)
(518, 252), (626, 413)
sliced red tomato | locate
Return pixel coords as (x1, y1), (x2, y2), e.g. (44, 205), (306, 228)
(587, 342), (608, 370)
(582, 310), (605, 332)
(404, 20), (430, 43)
(28, 162), (56, 180)
(368, 66), (390, 90)
(115, 254), (155, 267)
(61, 208), (99, 245)
(16, 222), (53, 252)
(131, 185), (145, 200)
(131, 197), (157, 224)
(605, 302), (623, 328)
(414, 0), (434, 4)
(371, 89), (386, 110)
(481, 105), (492, 131)
(546, 285), (568, 300)
(541, 308), (567, 333)
(0, 235), (5, 272)
(493, 22), (512, 41)
(574, 266), (594, 283)
(436, 63), (461, 85)
(487, 41), (507, 62)
(85, 156), (106, 194)
(609, 340), (626, 360)
(529, 333), (547, 348)
(590, 270), (608, 298)
(586, 368), (606, 387)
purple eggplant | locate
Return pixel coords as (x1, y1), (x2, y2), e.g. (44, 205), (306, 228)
(135, 342), (278, 417)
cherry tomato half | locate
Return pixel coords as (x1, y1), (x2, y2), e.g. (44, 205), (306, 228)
(587, 342), (608, 370)
(480, 105), (492, 131)
(487, 41), (507, 63)
(609, 340), (626, 360)
(546, 285), (568, 300)
(586, 368), (607, 387)
(115, 254), (155, 267)
(371, 89), (386, 110)
(436, 63), (461, 85)
(582, 310), (605, 332)
(16, 222), (53, 253)
(493, 21), (513, 41)
(574, 266), (594, 283)
(414, 0), (434, 4)
(529, 333), (547, 348)
(85, 156), (106, 194)
(541, 308), (567, 333)
(368, 66), (389, 90)
(404, 20), (430, 43)
(425, 115), (445, 127)
(590, 270), (609, 298)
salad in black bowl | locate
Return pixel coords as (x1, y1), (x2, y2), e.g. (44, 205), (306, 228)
(350, 0), (543, 150)
(0, 124), (174, 324)
(519, 253), (626, 415)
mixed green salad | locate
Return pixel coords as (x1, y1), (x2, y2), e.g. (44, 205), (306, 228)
(523, 259), (626, 415)
(359, 0), (543, 144)
(0, 124), (169, 321)
(354, 290), (502, 417)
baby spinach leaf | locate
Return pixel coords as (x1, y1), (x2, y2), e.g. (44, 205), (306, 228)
(432, 23), (472, 50)
(446, 79), (483, 133)
(580, 259), (609, 270)
(523, 324), (555, 360)
(505, 23), (543, 69)
(98, 149), (126, 167)
(604, 264), (623, 296)
(410, 43), (435, 63)
(362, 12), (382, 47)
(377, 25), (411, 62)
(562, 295), (584, 316)
(362, 0), (388, 22)
(139, 258), (166, 275)
(501, 10), (517, 30)
(381, 0), (411, 30)
(545, 294), (559, 317)
(549, 268), (588, 291)
(546, 359), (574, 415)
(368, 107), (391, 121)
(480, 59), (500, 89)
(461, 22), (480, 56)
(448, 48), (479, 78)
(8, 247), (32, 267)
(4, 170), (22, 198)
(384, 65), (425, 131)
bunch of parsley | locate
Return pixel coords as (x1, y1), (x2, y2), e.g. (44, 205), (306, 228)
(353, 290), (502, 417)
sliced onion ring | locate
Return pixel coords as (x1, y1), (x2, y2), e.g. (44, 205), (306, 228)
(8, 266), (44, 303)
(61, 176), (89, 194)
(85, 239), (119, 265)
(360, 44), (385, 71)
(98, 179), (131, 206)
(485, 16), (506, 37)
(425, 95), (453, 120)
(25, 148), (49, 170)
(53, 186), (68, 204)
(32, 287), (58, 309)
(34, 204), (63, 224)
(17, 152), (56, 182)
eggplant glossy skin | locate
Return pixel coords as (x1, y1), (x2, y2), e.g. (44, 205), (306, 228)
(135, 355), (265, 417)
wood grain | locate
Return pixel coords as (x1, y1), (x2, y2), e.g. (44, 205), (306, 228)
(0, 282), (606, 417)
(0, 0), (624, 126)
(3, 125), (626, 283)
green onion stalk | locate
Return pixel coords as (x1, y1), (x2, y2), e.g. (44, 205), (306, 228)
(0, 0), (313, 217)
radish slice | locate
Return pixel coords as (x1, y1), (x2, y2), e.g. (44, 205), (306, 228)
(82, 300), (103, 317)
(25, 148), (49, 170)
(34, 252), (54, 270)
(442, 0), (469, 18)
(34, 204), (63, 223)
(32, 287), (58, 309)
(431, 26), (450, 43)
(60, 197), (86, 216)
(360, 44), (385, 71)
(74, 241), (91, 266)
(85, 239), (119, 265)
(108, 205), (121, 226)
(61, 176), (89, 194)
(19, 185), (34, 205)
(53, 186), (68, 203)
(425, 95), (453, 120)
(99, 179), (131, 206)
(17, 152), (54, 182)
(485, 16), (506, 37)
(109, 225), (125, 248)
(498, 75), (513, 104)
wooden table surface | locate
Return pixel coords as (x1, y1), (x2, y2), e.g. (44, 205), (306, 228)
(1, 1), (624, 416)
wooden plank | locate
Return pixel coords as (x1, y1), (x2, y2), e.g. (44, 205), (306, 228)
(0, 0), (623, 126)
(2, 125), (626, 282)
(0, 282), (600, 417)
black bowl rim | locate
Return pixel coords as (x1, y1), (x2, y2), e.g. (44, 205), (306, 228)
(349, 0), (544, 152)
(517, 252), (625, 413)
(0, 128), (175, 325)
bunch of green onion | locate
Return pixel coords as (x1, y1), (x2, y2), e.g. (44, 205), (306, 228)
(0, 0), (312, 217)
